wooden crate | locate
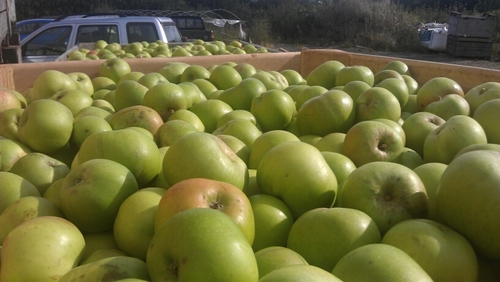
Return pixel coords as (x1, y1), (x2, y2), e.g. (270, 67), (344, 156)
(448, 11), (497, 39)
(445, 34), (493, 59)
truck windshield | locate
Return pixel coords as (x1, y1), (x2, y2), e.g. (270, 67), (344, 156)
(163, 24), (182, 42)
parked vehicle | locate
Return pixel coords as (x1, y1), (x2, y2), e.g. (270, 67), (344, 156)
(170, 15), (214, 42)
(20, 13), (184, 63)
(16, 18), (54, 40)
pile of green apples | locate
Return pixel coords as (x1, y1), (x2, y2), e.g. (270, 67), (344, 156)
(67, 39), (269, 61)
(0, 55), (499, 281)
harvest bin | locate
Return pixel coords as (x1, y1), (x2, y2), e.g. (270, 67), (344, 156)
(2, 49), (500, 93)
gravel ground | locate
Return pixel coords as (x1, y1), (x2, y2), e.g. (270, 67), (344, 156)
(272, 43), (500, 71)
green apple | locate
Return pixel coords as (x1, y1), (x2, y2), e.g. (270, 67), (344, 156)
(155, 119), (199, 147)
(251, 71), (286, 91)
(257, 141), (337, 218)
(91, 76), (117, 92)
(92, 99), (115, 113)
(423, 115), (487, 164)
(381, 60), (411, 76)
(464, 81), (500, 115)
(217, 109), (257, 129)
(314, 132), (346, 153)
(60, 256), (150, 281)
(67, 50), (86, 60)
(403, 74), (419, 94)
(209, 64), (243, 90)
(332, 243), (433, 282)
(114, 187), (167, 261)
(233, 62), (257, 79)
(118, 71), (145, 84)
(30, 69), (77, 100)
(147, 208), (259, 281)
(151, 44), (171, 57)
(250, 89), (296, 132)
(142, 82), (187, 121)
(373, 69), (405, 85)
(372, 118), (406, 144)
(43, 177), (64, 208)
(296, 89), (355, 136)
(413, 162), (447, 221)
(171, 46), (193, 57)
(165, 108), (204, 131)
(59, 158), (139, 233)
(342, 120), (405, 167)
(70, 115), (113, 150)
(416, 76), (464, 111)
(157, 62), (190, 84)
(435, 150), (500, 259)
(163, 132), (248, 190)
(0, 107), (23, 141)
(285, 84), (309, 102)
(424, 93), (470, 120)
(108, 105), (164, 136)
(191, 78), (219, 99)
(98, 57), (132, 83)
(281, 69), (306, 86)
(287, 207), (381, 271)
(248, 130), (300, 170)
(135, 72), (165, 89)
(80, 231), (120, 262)
(393, 147), (423, 169)
(9, 152), (70, 195)
(67, 71), (94, 96)
(217, 134), (251, 165)
(299, 134), (322, 146)
(180, 64), (211, 82)
(335, 65), (374, 87)
(338, 161), (428, 234)
(306, 60), (345, 89)
(189, 99), (233, 133)
(261, 264), (342, 281)
(123, 42), (144, 56)
(255, 246), (309, 278)
(0, 196), (64, 244)
(0, 216), (85, 281)
(17, 99), (74, 154)
(472, 99), (500, 144)
(74, 105), (113, 122)
(212, 117), (263, 149)
(382, 218), (478, 282)
(178, 81), (204, 109)
(217, 77), (267, 111)
(295, 85), (328, 110)
(269, 70), (290, 90)
(249, 194), (294, 252)
(341, 80), (372, 102)
(113, 80), (149, 111)
(375, 77), (410, 108)
(50, 88), (94, 116)
(0, 136), (31, 171)
(321, 151), (357, 185)
(0, 171), (39, 214)
(355, 86), (401, 123)
(402, 111), (445, 157)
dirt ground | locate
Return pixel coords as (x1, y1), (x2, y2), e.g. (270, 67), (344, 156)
(271, 43), (500, 71)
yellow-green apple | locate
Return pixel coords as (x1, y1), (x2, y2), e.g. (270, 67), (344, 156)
(118, 71), (145, 84)
(341, 80), (372, 103)
(0, 171), (39, 214)
(285, 84), (309, 102)
(163, 132), (248, 190)
(394, 147), (423, 169)
(30, 70), (77, 100)
(191, 78), (218, 99)
(178, 81), (204, 108)
(147, 208), (258, 281)
(78, 128), (161, 187)
(332, 244), (433, 282)
(249, 194), (294, 252)
(375, 77), (410, 108)
(114, 187), (167, 261)
(412, 162), (447, 221)
(306, 60), (345, 89)
(80, 231), (120, 262)
(255, 246), (309, 278)
(281, 69), (306, 86)
(402, 111), (445, 157)
(248, 130), (300, 169)
(296, 89), (355, 136)
(269, 70), (290, 90)
(416, 76), (464, 111)
(78, 248), (127, 265)
(464, 81), (500, 115)
(50, 89), (94, 116)
(314, 132), (346, 153)
(0, 196), (64, 244)
(423, 115), (487, 164)
(250, 89), (296, 132)
(335, 65), (374, 87)
(382, 218), (478, 282)
(355, 86), (401, 123)
(232, 63), (257, 79)
(92, 76), (117, 92)
(60, 256), (149, 281)
(217, 134), (250, 165)
(217, 109), (258, 129)
(9, 152), (70, 195)
(372, 118), (406, 144)
(435, 150), (500, 259)
(3, 87), (26, 108)
(67, 50), (86, 60)
(321, 151), (356, 185)
(209, 64), (243, 90)
(0, 108), (23, 142)
(243, 44), (258, 54)
(155, 119), (199, 147)
(123, 42), (144, 56)
(113, 80), (149, 111)
(217, 77), (267, 111)
(92, 99), (115, 113)
(59, 158), (139, 233)
(142, 82), (187, 121)
(339, 161), (428, 234)
(299, 134), (322, 146)
(171, 46), (193, 57)
(373, 69), (405, 85)
(381, 60), (411, 76)
(424, 93), (470, 120)
(0, 87), (21, 114)
(342, 120), (405, 167)
(189, 99), (233, 133)
(107, 105), (163, 136)
(154, 178), (254, 245)
(0, 216), (85, 281)
(212, 118), (262, 149)
(157, 62), (190, 84)
(261, 264), (342, 281)
(295, 85), (328, 110)
(74, 105), (113, 122)
(67, 71), (94, 96)
(287, 207), (381, 271)
(257, 141), (337, 218)
(18, 99), (74, 154)
(472, 99), (500, 144)
(167, 108), (205, 132)
(135, 72), (165, 89)
(70, 115), (113, 150)
(43, 177), (63, 207)
(251, 71), (286, 91)
(179, 64), (211, 82)
(403, 74), (419, 94)
(152, 44), (171, 57)
(98, 57), (132, 83)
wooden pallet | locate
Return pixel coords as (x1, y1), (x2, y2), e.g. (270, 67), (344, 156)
(445, 34), (493, 59)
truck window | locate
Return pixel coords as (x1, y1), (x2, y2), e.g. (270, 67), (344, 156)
(76, 25), (119, 44)
(22, 26), (72, 56)
(126, 23), (159, 43)
(163, 24), (182, 42)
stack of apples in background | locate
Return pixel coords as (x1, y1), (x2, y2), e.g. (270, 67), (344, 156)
(0, 52), (499, 282)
